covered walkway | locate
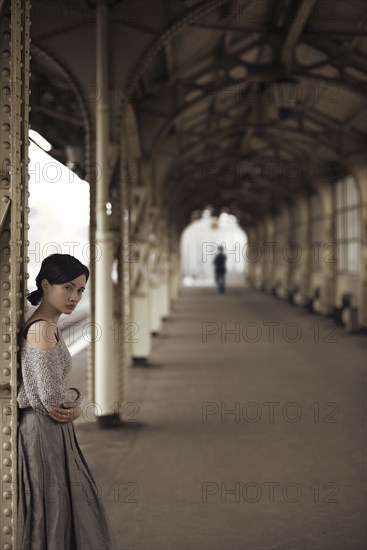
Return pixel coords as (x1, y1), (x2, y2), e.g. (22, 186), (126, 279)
(72, 286), (366, 550)
(2, 1), (367, 548)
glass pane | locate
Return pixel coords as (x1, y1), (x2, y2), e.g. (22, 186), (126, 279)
(337, 243), (345, 271)
(347, 209), (359, 240)
(336, 212), (344, 240)
(346, 176), (359, 207)
(335, 180), (344, 209)
(348, 242), (360, 272)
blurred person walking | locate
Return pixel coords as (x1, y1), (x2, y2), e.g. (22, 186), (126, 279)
(213, 245), (227, 293)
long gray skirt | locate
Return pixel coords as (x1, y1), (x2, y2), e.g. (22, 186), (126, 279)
(17, 407), (119, 550)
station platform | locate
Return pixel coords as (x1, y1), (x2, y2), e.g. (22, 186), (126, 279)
(71, 286), (366, 550)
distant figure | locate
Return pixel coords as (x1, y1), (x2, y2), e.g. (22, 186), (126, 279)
(213, 245), (227, 293)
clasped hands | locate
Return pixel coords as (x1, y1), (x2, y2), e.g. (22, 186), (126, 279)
(49, 402), (82, 423)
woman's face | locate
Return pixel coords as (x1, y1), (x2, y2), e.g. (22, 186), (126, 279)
(41, 274), (87, 314)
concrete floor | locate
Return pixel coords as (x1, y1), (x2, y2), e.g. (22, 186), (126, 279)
(70, 286), (366, 550)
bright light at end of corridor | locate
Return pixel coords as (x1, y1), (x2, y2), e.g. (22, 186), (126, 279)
(181, 212), (247, 287)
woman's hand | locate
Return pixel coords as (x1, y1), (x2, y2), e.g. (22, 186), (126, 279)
(49, 402), (82, 423)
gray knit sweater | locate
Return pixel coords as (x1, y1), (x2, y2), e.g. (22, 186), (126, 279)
(17, 321), (83, 415)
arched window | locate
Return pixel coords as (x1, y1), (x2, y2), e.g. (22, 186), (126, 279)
(310, 194), (324, 272)
(334, 176), (360, 273)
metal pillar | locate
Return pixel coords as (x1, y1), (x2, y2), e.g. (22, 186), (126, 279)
(129, 186), (152, 360)
(0, 0), (30, 546)
(157, 212), (170, 318)
(254, 224), (265, 289)
(169, 230), (181, 303)
(297, 200), (312, 305)
(283, 209), (293, 298)
(95, 0), (120, 426)
(148, 207), (162, 334)
(86, 128), (97, 406)
(318, 184), (336, 315)
(115, 134), (131, 408)
(262, 218), (275, 293)
(358, 172), (367, 328)
(320, 211), (336, 315)
(245, 227), (257, 287)
(345, 154), (367, 329)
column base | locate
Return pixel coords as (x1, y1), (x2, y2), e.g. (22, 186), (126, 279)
(303, 298), (313, 312)
(96, 413), (123, 429)
(132, 356), (149, 366)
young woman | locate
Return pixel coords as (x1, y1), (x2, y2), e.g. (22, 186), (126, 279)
(17, 253), (118, 549)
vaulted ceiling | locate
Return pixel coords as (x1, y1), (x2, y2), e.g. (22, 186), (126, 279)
(27, 0), (367, 232)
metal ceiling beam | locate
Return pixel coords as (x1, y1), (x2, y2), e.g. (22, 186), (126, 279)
(301, 33), (367, 77)
(113, 19), (160, 36)
(124, 0), (232, 99)
(281, 0), (318, 71)
(139, 32), (364, 117)
(131, 0), (367, 180)
(172, 123), (333, 166)
(188, 22), (367, 36)
(342, 101), (367, 130)
(339, 11), (367, 53)
(167, 146), (311, 193)
(32, 105), (85, 127)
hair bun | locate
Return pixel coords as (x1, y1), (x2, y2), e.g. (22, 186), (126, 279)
(27, 288), (43, 306)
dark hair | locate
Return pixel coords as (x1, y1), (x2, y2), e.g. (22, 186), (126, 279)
(27, 253), (90, 306)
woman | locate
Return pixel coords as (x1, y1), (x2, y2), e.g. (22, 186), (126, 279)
(17, 253), (118, 550)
